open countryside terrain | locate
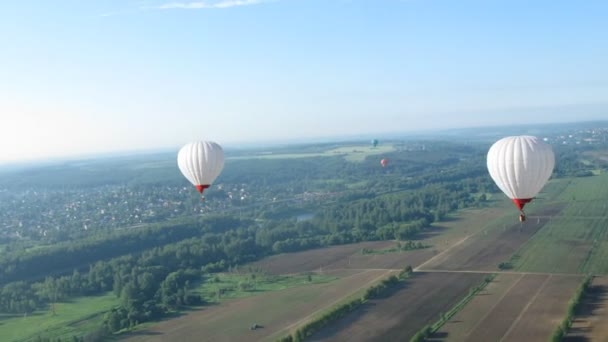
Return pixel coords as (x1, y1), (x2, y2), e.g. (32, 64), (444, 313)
(309, 174), (608, 342)
(2, 130), (608, 342)
(427, 175), (608, 341)
(121, 199), (516, 342)
(124, 269), (397, 342)
(123, 174), (608, 342)
(13, 174), (607, 342)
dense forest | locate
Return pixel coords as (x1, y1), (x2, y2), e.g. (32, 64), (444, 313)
(0, 126), (607, 341)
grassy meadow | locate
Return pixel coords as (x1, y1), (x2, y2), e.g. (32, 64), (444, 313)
(196, 272), (338, 303)
(0, 293), (117, 342)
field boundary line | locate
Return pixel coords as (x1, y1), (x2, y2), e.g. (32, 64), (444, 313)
(328, 268), (401, 272)
(414, 235), (472, 271)
(463, 273), (525, 339)
(265, 269), (397, 341)
(499, 274), (553, 342)
(418, 269), (582, 277)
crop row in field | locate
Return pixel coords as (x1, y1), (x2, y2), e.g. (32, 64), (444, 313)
(512, 174), (608, 274)
(431, 274), (582, 342)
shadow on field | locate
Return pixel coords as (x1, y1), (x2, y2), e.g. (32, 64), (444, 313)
(427, 331), (448, 340)
(563, 284), (608, 342)
(417, 225), (450, 240)
(123, 330), (164, 337)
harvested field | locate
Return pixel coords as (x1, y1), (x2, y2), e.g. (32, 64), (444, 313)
(431, 274), (581, 342)
(309, 272), (486, 342)
(123, 269), (396, 342)
(462, 274), (548, 341)
(421, 204), (513, 252)
(565, 276), (608, 341)
(418, 205), (563, 271)
(504, 275), (581, 341)
(429, 273), (523, 341)
(249, 241), (433, 275)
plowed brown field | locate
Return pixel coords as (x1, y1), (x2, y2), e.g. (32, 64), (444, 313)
(310, 272), (486, 342)
(430, 273), (581, 342)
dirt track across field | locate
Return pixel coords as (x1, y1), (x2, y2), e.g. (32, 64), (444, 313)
(122, 203), (576, 342)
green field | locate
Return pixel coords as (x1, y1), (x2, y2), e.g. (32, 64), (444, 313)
(196, 272), (338, 303)
(227, 144), (395, 162)
(511, 174), (608, 274)
(0, 293), (117, 342)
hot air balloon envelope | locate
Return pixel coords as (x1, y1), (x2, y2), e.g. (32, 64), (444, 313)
(177, 141), (225, 195)
(487, 136), (554, 213)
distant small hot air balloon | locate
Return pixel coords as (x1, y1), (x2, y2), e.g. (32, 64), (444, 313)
(371, 139), (379, 148)
(381, 158), (388, 168)
(177, 141), (225, 196)
(487, 136), (555, 221)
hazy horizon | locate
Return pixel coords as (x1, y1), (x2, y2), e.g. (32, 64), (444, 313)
(1, 119), (605, 167)
(2, 0), (607, 163)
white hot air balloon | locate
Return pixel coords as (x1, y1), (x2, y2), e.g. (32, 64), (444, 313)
(177, 141), (225, 196)
(487, 136), (555, 221)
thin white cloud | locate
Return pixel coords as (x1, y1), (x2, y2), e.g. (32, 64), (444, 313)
(156, 0), (269, 10)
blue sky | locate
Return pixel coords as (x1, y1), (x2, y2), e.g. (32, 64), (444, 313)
(1, 0), (607, 162)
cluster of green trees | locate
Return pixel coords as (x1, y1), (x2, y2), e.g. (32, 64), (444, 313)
(0, 215), (242, 285)
(361, 242), (427, 255)
(410, 325), (433, 342)
(363, 275), (401, 300)
(399, 241), (428, 251)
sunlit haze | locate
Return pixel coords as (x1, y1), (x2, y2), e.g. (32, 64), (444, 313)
(1, 0), (607, 163)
